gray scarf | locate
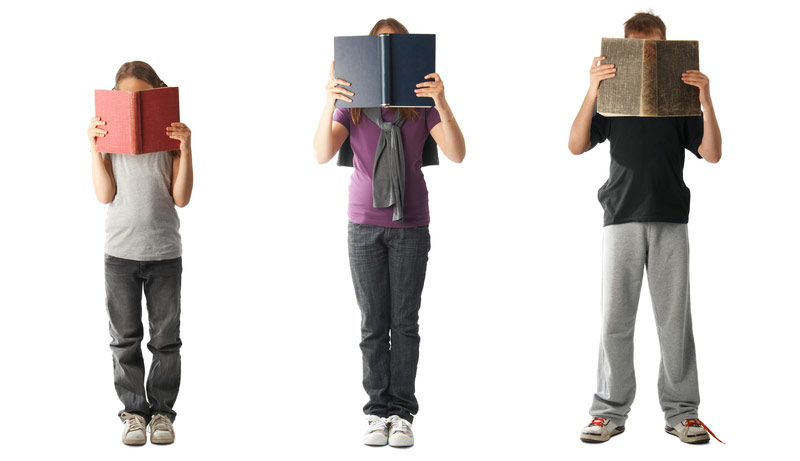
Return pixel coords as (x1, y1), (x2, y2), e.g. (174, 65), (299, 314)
(363, 108), (406, 221)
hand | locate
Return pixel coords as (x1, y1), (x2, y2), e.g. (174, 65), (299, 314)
(589, 56), (616, 97)
(415, 73), (446, 107)
(325, 61), (353, 108)
(682, 70), (711, 106)
(167, 122), (191, 152)
(88, 116), (107, 152)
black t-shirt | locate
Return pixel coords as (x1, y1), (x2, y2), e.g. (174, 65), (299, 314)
(589, 114), (704, 226)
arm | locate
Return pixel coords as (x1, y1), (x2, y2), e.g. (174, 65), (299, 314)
(88, 116), (116, 204)
(568, 57), (616, 154)
(682, 70), (722, 163)
(417, 73), (465, 163)
(168, 122), (193, 207)
(313, 61), (353, 164)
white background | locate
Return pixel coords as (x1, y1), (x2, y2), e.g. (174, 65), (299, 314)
(0, 0), (797, 459)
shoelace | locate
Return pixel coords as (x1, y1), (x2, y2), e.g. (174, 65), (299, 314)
(589, 417), (608, 427)
(150, 414), (171, 431)
(367, 417), (387, 433)
(123, 413), (146, 433)
(389, 418), (411, 435)
(684, 418), (724, 444)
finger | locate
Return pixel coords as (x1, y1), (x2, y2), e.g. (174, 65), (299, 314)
(331, 87), (354, 96)
(332, 78), (351, 87)
(416, 81), (437, 88)
(592, 56), (607, 66)
(336, 94), (353, 103)
(591, 65), (615, 74)
(91, 116), (100, 122)
(329, 61), (335, 81)
(423, 73), (440, 82)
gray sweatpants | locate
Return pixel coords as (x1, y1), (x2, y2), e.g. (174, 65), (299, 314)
(590, 222), (700, 428)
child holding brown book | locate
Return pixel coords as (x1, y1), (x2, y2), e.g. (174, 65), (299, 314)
(567, 12), (723, 444)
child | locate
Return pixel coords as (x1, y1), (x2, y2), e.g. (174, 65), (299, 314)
(567, 12), (723, 444)
(88, 61), (193, 445)
(313, 18), (466, 447)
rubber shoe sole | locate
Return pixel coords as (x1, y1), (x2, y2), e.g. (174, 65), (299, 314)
(665, 426), (710, 444)
(389, 436), (414, 447)
(363, 435), (388, 446)
(580, 426), (625, 443)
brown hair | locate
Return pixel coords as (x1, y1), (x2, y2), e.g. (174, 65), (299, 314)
(113, 61), (167, 90)
(351, 18), (419, 126)
(624, 11), (666, 40)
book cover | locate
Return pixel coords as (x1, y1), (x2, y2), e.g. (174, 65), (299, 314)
(95, 87), (180, 155)
(597, 38), (700, 117)
(334, 34), (435, 108)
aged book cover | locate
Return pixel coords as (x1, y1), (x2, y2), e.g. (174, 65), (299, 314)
(334, 33), (435, 108)
(95, 87), (180, 155)
(597, 38), (700, 117)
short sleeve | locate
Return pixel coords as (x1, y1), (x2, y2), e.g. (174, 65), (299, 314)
(684, 114), (704, 159)
(589, 113), (609, 150)
(333, 108), (351, 131)
(426, 107), (442, 132)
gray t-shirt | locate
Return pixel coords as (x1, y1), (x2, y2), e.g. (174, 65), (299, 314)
(103, 150), (182, 260)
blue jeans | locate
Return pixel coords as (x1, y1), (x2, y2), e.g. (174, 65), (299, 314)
(105, 254), (182, 422)
(348, 222), (431, 422)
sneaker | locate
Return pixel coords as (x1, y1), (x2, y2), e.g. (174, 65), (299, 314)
(149, 413), (175, 444)
(121, 412), (147, 446)
(363, 415), (389, 446)
(580, 417), (625, 443)
(666, 418), (724, 444)
(387, 415), (414, 447)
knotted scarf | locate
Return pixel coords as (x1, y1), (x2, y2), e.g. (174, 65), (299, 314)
(363, 108), (405, 221)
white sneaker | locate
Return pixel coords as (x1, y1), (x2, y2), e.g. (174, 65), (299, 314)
(666, 418), (724, 444)
(149, 413), (175, 444)
(121, 412), (147, 446)
(363, 415), (389, 446)
(580, 417), (624, 443)
(387, 415), (414, 447)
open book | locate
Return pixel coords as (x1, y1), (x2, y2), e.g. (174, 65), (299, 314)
(95, 87), (180, 155)
(598, 38), (700, 117)
(334, 34), (435, 108)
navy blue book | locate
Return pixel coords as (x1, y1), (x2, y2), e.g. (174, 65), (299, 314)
(334, 34), (436, 108)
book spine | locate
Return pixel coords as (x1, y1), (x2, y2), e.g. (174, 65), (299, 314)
(640, 40), (658, 116)
(380, 34), (391, 106)
(131, 92), (142, 155)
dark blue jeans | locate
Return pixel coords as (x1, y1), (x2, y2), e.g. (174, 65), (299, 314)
(105, 254), (182, 422)
(348, 222), (431, 422)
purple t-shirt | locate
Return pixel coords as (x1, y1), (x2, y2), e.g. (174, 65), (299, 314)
(334, 107), (441, 228)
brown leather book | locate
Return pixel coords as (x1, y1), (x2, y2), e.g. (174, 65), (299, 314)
(597, 38), (700, 117)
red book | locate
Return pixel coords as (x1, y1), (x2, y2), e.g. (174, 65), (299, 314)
(94, 87), (180, 155)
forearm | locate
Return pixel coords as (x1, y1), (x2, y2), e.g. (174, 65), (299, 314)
(698, 99), (722, 163)
(90, 150), (115, 204)
(434, 101), (465, 163)
(173, 149), (194, 207)
(313, 103), (337, 164)
(568, 89), (597, 154)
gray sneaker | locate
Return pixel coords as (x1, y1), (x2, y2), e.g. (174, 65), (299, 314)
(580, 417), (624, 443)
(149, 413), (175, 444)
(387, 415), (414, 447)
(363, 415), (389, 446)
(121, 412), (147, 446)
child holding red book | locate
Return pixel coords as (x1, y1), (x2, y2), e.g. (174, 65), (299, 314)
(88, 61), (193, 446)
